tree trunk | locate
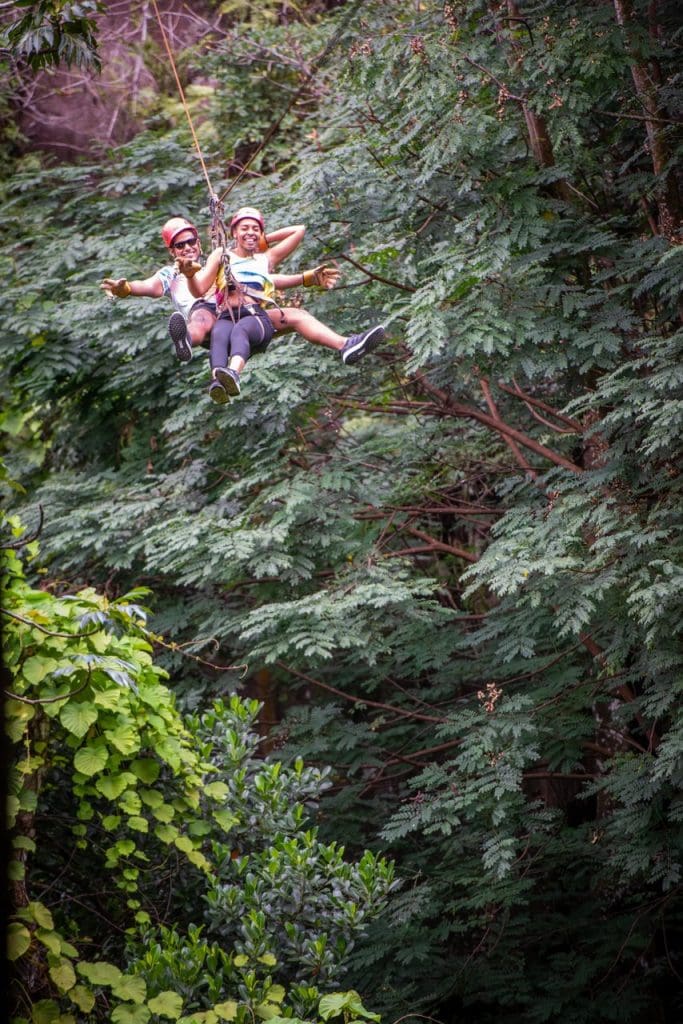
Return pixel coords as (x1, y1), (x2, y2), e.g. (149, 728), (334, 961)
(613, 0), (681, 238)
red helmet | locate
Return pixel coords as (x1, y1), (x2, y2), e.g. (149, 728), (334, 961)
(161, 217), (198, 248)
(229, 206), (265, 236)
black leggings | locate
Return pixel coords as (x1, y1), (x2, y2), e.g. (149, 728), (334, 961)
(210, 307), (274, 370)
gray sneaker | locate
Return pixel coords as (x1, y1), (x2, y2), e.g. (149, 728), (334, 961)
(215, 366), (241, 396)
(341, 324), (385, 365)
(169, 312), (193, 363)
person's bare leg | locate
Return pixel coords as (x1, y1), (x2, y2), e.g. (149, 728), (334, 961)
(268, 308), (345, 351)
(187, 308), (216, 346)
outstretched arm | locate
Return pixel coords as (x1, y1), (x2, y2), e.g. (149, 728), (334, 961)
(266, 224), (306, 271)
(100, 273), (164, 299)
(272, 264), (340, 291)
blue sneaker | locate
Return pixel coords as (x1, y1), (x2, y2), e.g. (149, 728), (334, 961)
(215, 366), (241, 396)
(341, 324), (385, 365)
(169, 312), (193, 363)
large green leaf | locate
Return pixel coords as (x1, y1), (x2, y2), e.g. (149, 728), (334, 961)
(130, 758), (160, 783)
(68, 985), (96, 1013)
(7, 921), (31, 960)
(73, 742), (109, 777)
(49, 957), (77, 993)
(59, 701), (98, 738)
(105, 723), (141, 756)
(31, 999), (61, 1024)
(147, 992), (184, 1019)
(111, 1004), (151, 1024)
(21, 655), (58, 684)
(27, 901), (54, 929)
(95, 772), (137, 799)
(111, 974), (147, 1003)
(77, 961), (122, 986)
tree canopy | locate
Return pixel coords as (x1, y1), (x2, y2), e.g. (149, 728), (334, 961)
(3, 1), (682, 1022)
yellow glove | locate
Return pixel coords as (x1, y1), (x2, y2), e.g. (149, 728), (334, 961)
(175, 258), (202, 278)
(101, 277), (132, 298)
(302, 264), (340, 289)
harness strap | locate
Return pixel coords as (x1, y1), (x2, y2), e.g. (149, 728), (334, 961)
(209, 194), (241, 323)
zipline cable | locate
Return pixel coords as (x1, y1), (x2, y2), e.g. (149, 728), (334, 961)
(149, 0), (367, 305)
(150, 0), (366, 206)
(149, 0), (215, 198)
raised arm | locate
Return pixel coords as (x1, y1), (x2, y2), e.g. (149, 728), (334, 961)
(265, 224), (306, 271)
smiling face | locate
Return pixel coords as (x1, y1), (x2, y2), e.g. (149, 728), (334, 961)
(169, 231), (201, 261)
(231, 218), (262, 256)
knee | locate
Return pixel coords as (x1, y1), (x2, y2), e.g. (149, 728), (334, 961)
(271, 308), (300, 335)
(188, 323), (208, 345)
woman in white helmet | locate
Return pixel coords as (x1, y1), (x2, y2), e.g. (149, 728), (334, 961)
(181, 206), (385, 404)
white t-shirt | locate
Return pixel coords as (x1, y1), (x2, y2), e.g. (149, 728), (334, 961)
(155, 266), (216, 318)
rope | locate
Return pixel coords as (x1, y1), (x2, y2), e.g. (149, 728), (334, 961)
(150, 1), (238, 316)
(151, 0), (365, 207)
(150, 0), (215, 197)
(149, 0), (367, 316)
(218, 90), (301, 204)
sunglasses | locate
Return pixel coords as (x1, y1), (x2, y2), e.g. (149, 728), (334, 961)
(173, 237), (198, 249)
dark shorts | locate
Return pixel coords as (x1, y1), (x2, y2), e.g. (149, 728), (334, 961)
(218, 304), (275, 354)
(189, 299), (217, 317)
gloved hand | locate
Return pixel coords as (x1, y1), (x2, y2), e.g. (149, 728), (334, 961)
(175, 258), (202, 278)
(101, 277), (132, 298)
(258, 233), (269, 253)
(302, 264), (340, 289)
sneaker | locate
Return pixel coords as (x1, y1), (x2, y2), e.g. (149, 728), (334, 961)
(208, 379), (230, 405)
(341, 324), (385, 366)
(169, 311), (193, 363)
(214, 366), (241, 396)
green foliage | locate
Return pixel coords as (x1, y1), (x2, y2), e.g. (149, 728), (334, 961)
(3, 0), (103, 71)
(4, 508), (391, 1021)
(2, 0), (683, 1022)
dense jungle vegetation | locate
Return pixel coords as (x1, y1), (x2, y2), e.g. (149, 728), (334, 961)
(2, 1), (682, 1022)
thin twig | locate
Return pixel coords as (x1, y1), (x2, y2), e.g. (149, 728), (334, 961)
(480, 377), (538, 477)
(497, 379), (581, 431)
(1, 608), (100, 639)
(3, 506), (44, 549)
(275, 662), (451, 724)
(335, 252), (417, 293)
(5, 676), (90, 706)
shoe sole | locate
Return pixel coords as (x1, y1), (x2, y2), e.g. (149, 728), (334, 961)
(209, 382), (230, 405)
(214, 367), (241, 396)
(342, 324), (385, 365)
(169, 313), (193, 362)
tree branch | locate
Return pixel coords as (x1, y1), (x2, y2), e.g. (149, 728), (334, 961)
(415, 376), (584, 474)
(405, 525), (478, 563)
(2, 608), (100, 639)
(4, 679), (89, 706)
(497, 379), (582, 431)
(480, 377), (538, 477)
(275, 662), (451, 724)
(335, 252), (416, 293)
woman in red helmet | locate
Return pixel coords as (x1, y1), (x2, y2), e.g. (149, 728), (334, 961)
(101, 217), (220, 360)
(100, 214), (346, 367)
(182, 206), (385, 404)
